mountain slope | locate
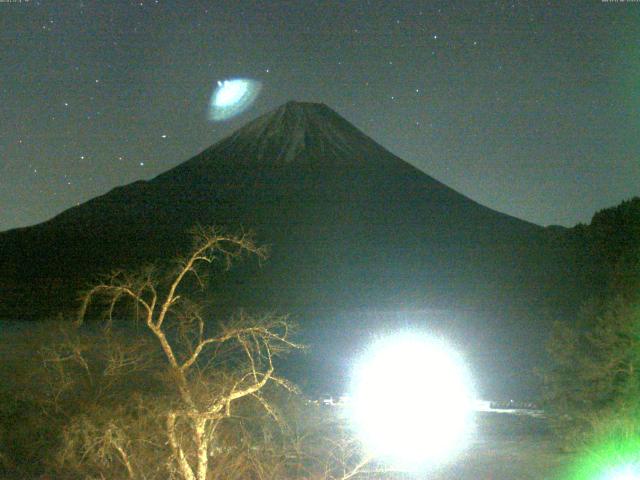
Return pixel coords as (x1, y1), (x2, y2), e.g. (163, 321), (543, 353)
(0, 101), (573, 396)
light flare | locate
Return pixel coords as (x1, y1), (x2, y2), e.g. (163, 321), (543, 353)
(602, 464), (640, 480)
(348, 332), (474, 471)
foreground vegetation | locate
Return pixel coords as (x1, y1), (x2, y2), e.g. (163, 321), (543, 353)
(0, 197), (638, 479)
(0, 228), (372, 479)
(542, 198), (640, 478)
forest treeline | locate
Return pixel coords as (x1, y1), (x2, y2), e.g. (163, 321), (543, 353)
(542, 197), (640, 453)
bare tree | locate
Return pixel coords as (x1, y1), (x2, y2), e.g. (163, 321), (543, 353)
(0, 227), (375, 479)
(75, 227), (303, 480)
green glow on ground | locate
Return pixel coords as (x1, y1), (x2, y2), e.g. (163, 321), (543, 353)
(564, 435), (640, 480)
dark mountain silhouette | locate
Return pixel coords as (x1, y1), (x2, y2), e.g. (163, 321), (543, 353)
(0, 101), (579, 396)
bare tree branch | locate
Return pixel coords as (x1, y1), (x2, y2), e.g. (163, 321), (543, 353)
(66, 228), (306, 480)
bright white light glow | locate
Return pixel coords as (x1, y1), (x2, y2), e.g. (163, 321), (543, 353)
(603, 464), (640, 480)
(348, 332), (474, 471)
(208, 78), (262, 121)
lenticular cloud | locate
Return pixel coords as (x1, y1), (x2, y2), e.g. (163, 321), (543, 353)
(208, 78), (262, 121)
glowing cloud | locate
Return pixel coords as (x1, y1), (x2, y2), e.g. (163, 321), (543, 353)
(208, 78), (262, 121)
(347, 332), (474, 471)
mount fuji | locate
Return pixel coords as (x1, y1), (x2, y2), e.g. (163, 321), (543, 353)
(0, 101), (574, 396)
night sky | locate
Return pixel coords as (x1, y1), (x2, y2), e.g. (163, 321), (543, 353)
(3, 0), (639, 231)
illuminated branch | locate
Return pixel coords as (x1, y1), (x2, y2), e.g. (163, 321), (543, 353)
(73, 227), (300, 480)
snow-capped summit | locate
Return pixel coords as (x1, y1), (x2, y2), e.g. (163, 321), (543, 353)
(179, 101), (401, 168)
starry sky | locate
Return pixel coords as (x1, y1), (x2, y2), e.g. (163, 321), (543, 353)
(2, 0), (639, 231)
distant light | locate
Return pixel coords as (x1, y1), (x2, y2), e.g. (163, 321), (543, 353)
(347, 332), (474, 471)
(208, 78), (262, 121)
